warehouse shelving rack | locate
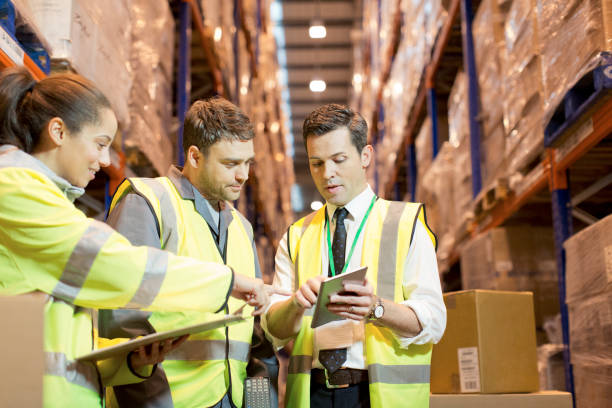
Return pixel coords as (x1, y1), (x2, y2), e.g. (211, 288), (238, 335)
(0, 0), (48, 79)
(0, 24), (46, 80)
(375, 0), (612, 404)
(0, 1), (123, 216)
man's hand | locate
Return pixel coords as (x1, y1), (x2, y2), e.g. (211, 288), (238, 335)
(292, 275), (326, 309)
(130, 335), (189, 371)
(265, 275), (326, 340)
(327, 278), (376, 321)
(232, 274), (291, 315)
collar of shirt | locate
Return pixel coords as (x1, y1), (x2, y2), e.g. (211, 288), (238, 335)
(325, 184), (376, 225)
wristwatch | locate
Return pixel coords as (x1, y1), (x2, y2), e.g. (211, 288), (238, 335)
(369, 297), (384, 320)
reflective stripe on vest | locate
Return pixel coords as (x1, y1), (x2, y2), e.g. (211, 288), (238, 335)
(165, 339), (250, 362)
(51, 223), (113, 302)
(376, 201), (405, 299)
(367, 363), (430, 384)
(131, 178), (180, 253)
(45, 351), (99, 393)
(125, 247), (168, 309)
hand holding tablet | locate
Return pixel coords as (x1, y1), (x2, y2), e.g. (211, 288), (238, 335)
(311, 266), (368, 328)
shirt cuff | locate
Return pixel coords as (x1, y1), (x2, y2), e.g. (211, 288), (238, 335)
(391, 300), (435, 348)
(261, 295), (294, 350)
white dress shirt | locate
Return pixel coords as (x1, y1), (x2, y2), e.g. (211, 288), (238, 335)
(263, 185), (446, 370)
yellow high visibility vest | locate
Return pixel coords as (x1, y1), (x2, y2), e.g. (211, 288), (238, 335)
(106, 177), (256, 407)
(284, 199), (437, 408)
(0, 146), (232, 408)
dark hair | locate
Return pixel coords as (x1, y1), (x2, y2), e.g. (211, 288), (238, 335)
(0, 67), (112, 152)
(183, 96), (254, 155)
(302, 104), (368, 153)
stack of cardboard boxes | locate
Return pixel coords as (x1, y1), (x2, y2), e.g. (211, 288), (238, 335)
(459, 226), (560, 331)
(564, 214), (612, 408)
(24, 0), (133, 131)
(537, 0), (612, 127)
(124, 0), (175, 175)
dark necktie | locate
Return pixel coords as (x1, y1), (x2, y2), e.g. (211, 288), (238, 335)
(319, 207), (349, 374)
(329, 207), (349, 277)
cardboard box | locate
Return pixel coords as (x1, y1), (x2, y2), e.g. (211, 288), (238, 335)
(26, 0), (132, 127)
(564, 213), (612, 304)
(0, 292), (46, 407)
(573, 363), (612, 408)
(569, 290), (612, 365)
(430, 391), (572, 408)
(431, 290), (539, 393)
(460, 226), (559, 327)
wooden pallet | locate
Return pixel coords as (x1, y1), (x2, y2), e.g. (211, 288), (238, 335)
(473, 177), (510, 219)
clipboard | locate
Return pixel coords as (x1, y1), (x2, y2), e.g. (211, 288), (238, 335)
(311, 266), (368, 329)
(77, 314), (247, 362)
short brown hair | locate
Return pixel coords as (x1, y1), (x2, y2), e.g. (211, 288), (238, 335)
(302, 104), (368, 153)
(183, 96), (254, 155)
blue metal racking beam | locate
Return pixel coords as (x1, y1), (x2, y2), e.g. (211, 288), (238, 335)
(176, 1), (191, 167)
(460, 0), (482, 198)
(427, 87), (439, 159)
(550, 173), (576, 404)
(233, 0), (240, 104)
(407, 142), (417, 202)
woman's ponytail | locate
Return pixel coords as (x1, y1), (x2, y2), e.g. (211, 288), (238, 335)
(0, 66), (111, 153)
(0, 67), (37, 151)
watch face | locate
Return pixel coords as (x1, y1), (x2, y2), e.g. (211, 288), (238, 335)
(374, 305), (384, 319)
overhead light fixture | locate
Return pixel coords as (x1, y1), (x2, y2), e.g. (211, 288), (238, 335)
(309, 20), (326, 39)
(309, 79), (326, 93)
(214, 27), (222, 42)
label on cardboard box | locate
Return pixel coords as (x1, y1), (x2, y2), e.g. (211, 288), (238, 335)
(458, 347), (481, 393)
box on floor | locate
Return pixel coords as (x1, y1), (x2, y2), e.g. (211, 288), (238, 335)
(431, 290), (539, 394)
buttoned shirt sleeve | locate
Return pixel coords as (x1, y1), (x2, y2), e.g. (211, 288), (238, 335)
(394, 220), (447, 347)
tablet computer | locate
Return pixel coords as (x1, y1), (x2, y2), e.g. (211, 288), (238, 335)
(77, 314), (247, 362)
(311, 266), (368, 329)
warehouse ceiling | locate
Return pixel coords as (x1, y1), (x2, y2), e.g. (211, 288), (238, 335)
(274, 0), (361, 215)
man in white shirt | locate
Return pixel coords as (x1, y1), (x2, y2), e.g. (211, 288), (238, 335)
(263, 104), (446, 408)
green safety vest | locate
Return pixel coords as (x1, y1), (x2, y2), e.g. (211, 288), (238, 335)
(0, 146), (233, 408)
(284, 199), (437, 408)
(105, 177), (256, 407)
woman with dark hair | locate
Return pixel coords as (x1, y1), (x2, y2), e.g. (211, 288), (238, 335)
(0, 67), (271, 407)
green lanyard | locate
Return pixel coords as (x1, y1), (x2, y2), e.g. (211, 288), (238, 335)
(325, 195), (377, 277)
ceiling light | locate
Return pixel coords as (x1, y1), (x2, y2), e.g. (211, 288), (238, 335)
(214, 27), (222, 42)
(309, 20), (326, 39)
(309, 79), (326, 93)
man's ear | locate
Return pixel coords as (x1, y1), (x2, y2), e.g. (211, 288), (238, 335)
(186, 145), (202, 168)
(360, 144), (373, 168)
(46, 117), (66, 147)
